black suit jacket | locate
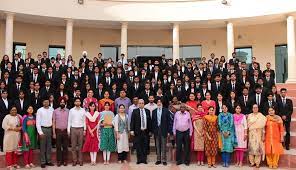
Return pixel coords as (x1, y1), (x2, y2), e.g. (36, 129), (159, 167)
(238, 95), (254, 114)
(14, 99), (30, 116)
(262, 100), (278, 116)
(277, 97), (293, 122)
(151, 107), (171, 137)
(0, 98), (13, 128)
(130, 108), (152, 136)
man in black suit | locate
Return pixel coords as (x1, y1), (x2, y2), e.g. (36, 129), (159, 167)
(175, 79), (186, 102)
(238, 87), (254, 114)
(263, 62), (275, 79)
(277, 88), (293, 150)
(152, 98), (171, 165)
(253, 84), (265, 113)
(79, 51), (89, 67)
(262, 93), (278, 115)
(211, 74), (225, 98)
(9, 75), (25, 100)
(130, 99), (152, 164)
(14, 90), (30, 116)
(0, 90), (13, 151)
(40, 80), (54, 100)
(140, 82), (154, 104)
(12, 53), (25, 72)
(227, 73), (241, 98)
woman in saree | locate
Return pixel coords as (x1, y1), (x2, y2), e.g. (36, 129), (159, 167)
(233, 105), (247, 167)
(201, 92), (216, 114)
(247, 104), (267, 168)
(203, 106), (219, 168)
(22, 106), (37, 169)
(98, 91), (115, 112)
(2, 106), (22, 170)
(99, 102), (116, 165)
(83, 89), (98, 111)
(265, 107), (284, 169)
(192, 103), (206, 166)
(218, 104), (236, 167)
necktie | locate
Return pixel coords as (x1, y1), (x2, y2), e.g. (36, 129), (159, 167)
(158, 108), (161, 126)
(283, 99), (286, 107)
(49, 74), (51, 80)
(269, 101), (272, 107)
(17, 84), (20, 91)
(257, 95), (260, 105)
(232, 83), (235, 91)
(141, 109), (145, 129)
(244, 96), (247, 106)
(217, 83), (220, 90)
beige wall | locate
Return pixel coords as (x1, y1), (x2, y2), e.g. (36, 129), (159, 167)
(0, 21), (290, 69)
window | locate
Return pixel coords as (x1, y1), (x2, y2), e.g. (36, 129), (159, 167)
(13, 42), (26, 59)
(100, 45), (121, 61)
(127, 46), (172, 58)
(180, 45), (202, 61)
(234, 47), (252, 64)
(48, 45), (65, 59)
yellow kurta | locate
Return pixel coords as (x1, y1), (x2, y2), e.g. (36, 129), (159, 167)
(2, 114), (21, 152)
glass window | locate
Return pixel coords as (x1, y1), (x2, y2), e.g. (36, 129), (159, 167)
(13, 42), (26, 59)
(234, 47), (252, 64)
(100, 46), (120, 61)
(127, 46), (172, 58)
(179, 45), (202, 60)
(48, 45), (65, 59)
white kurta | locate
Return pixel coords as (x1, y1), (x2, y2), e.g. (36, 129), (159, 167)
(113, 114), (129, 153)
(2, 114), (21, 152)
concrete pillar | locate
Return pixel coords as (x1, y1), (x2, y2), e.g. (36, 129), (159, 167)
(227, 22), (234, 60)
(5, 12), (14, 60)
(286, 16), (296, 83)
(120, 22), (128, 57)
(173, 23), (180, 62)
(65, 19), (73, 59)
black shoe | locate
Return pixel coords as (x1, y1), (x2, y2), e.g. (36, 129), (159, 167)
(176, 162), (182, 165)
(163, 162), (167, 166)
(286, 146), (290, 150)
(46, 162), (54, 166)
(185, 163), (190, 166)
(155, 161), (161, 165)
(136, 161), (141, 164)
(41, 164), (46, 168)
(57, 162), (62, 167)
(143, 161), (148, 164)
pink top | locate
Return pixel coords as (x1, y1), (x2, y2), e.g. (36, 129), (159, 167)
(201, 100), (216, 114)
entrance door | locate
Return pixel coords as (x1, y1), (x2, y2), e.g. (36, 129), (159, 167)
(275, 45), (288, 83)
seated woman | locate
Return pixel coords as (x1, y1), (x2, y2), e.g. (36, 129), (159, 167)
(265, 107), (284, 169)
(201, 92), (216, 114)
(83, 89), (98, 111)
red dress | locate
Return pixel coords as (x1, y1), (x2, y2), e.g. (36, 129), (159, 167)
(201, 100), (216, 114)
(82, 111), (100, 152)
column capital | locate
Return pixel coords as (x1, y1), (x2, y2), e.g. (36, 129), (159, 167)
(121, 22), (128, 27)
(287, 15), (294, 21)
(5, 12), (14, 18)
(65, 19), (74, 25)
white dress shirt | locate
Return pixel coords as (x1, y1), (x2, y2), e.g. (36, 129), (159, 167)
(36, 107), (54, 135)
(67, 107), (86, 134)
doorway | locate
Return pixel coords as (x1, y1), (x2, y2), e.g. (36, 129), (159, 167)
(275, 45), (288, 83)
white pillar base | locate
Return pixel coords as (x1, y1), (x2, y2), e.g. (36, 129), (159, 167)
(285, 78), (296, 84)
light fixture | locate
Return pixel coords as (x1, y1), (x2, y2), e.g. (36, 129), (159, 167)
(221, 0), (230, 5)
(78, 0), (84, 5)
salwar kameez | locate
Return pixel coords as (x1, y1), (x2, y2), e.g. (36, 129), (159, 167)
(247, 112), (267, 167)
(203, 114), (218, 166)
(21, 115), (37, 166)
(192, 111), (206, 163)
(265, 115), (284, 168)
(218, 112), (236, 166)
(233, 114), (247, 163)
(2, 114), (22, 167)
(113, 114), (129, 161)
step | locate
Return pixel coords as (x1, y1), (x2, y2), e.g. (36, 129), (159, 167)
(1, 147), (295, 169)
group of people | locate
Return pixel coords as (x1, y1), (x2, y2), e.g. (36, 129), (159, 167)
(0, 51), (293, 170)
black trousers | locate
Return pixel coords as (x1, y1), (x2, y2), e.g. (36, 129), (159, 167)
(135, 130), (149, 162)
(56, 129), (69, 163)
(176, 130), (190, 164)
(118, 151), (128, 161)
(284, 121), (290, 147)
